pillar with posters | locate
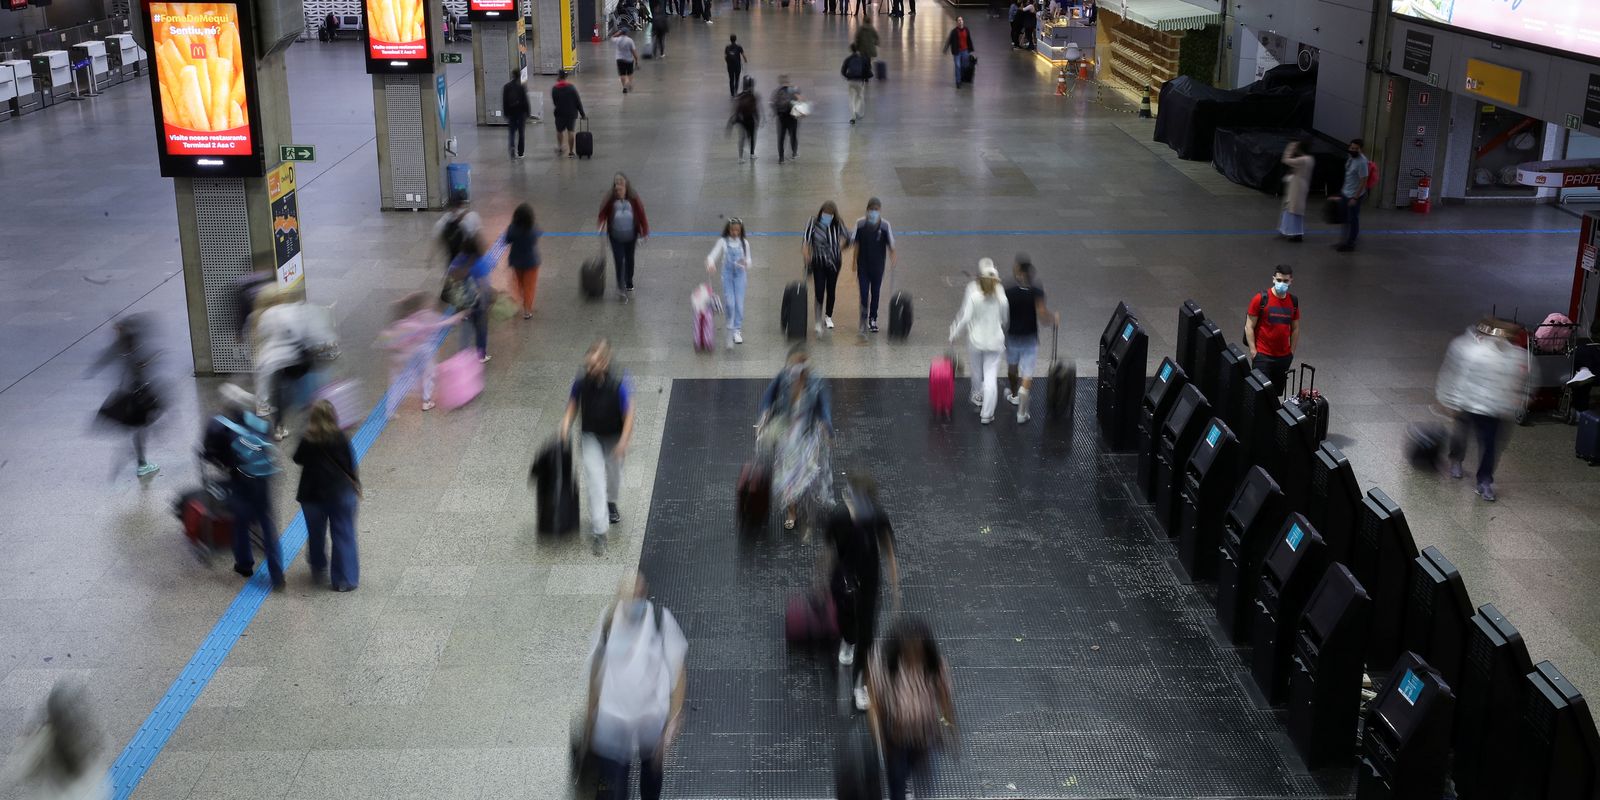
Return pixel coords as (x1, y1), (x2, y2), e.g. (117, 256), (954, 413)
(469, 0), (524, 126)
(365, 0), (452, 210)
(136, 0), (306, 375)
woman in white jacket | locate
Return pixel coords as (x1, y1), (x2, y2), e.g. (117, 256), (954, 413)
(705, 218), (752, 345)
(949, 259), (1010, 424)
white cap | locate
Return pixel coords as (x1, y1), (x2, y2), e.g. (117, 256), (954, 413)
(978, 258), (999, 280)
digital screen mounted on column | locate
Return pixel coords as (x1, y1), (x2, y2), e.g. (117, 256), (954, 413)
(1391, 0), (1600, 62)
(364, 0), (434, 74)
(468, 0), (516, 19)
(141, 0), (265, 177)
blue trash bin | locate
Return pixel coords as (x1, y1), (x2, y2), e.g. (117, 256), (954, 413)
(447, 162), (470, 202)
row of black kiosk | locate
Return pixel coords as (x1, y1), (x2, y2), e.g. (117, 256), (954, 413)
(1095, 301), (1599, 799)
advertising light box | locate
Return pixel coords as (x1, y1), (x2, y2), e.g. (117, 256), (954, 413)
(468, 0), (516, 20)
(1391, 0), (1600, 63)
(364, 0), (434, 74)
(141, 0), (265, 177)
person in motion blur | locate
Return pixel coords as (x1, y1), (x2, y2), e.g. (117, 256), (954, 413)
(506, 202), (543, 319)
(724, 35), (747, 97)
(705, 217), (752, 345)
(502, 69), (531, 160)
(205, 384), (286, 590)
(1277, 137), (1314, 242)
(943, 17), (974, 88)
(841, 44), (872, 124)
(1435, 317), (1531, 502)
(650, 5), (669, 58)
(854, 18), (878, 62)
(613, 27), (639, 93)
(598, 173), (650, 297)
(250, 286), (314, 441)
(758, 345), (834, 531)
(867, 618), (957, 800)
(551, 70), (587, 159)
(1003, 256), (1059, 424)
(949, 258), (1010, 424)
(585, 575), (688, 800)
(801, 201), (853, 334)
(294, 399), (361, 592)
(1, 682), (109, 800)
(731, 76), (761, 163)
(562, 339), (636, 555)
(444, 233), (492, 363)
(90, 314), (163, 478)
(771, 75), (802, 163)
(379, 293), (464, 415)
(828, 474), (899, 711)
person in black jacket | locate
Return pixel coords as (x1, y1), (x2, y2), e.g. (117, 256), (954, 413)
(502, 70), (532, 160)
(650, 4), (670, 58)
(91, 314), (164, 478)
(827, 475), (899, 712)
(560, 339), (635, 555)
(295, 400), (361, 592)
(550, 70), (587, 159)
(943, 18), (974, 88)
(841, 45), (871, 123)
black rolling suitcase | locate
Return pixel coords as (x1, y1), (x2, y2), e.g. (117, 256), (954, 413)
(1046, 325), (1076, 420)
(961, 53), (976, 82)
(580, 252), (606, 299)
(575, 118), (594, 159)
(834, 720), (883, 800)
(1579, 410), (1600, 464)
(1405, 423), (1448, 470)
(780, 281), (808, 340)
(873, 59), (887, 81)
(1287, 363), (1330, 442)
(529, 439), (580, 534)
(887, 272), (912, 339)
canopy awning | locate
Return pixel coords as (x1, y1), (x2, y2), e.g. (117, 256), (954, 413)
(1112, 0), (1221, 31)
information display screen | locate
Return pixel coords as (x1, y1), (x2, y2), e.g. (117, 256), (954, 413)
(468, 0), (516, 19)
(141, 0), (264, 177)
(364, 0), (433, 73)
(1391, 0), (1600, 63)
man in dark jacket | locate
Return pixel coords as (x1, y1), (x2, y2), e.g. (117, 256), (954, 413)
(841, 44), (872, 123)
(502, 70), (532, 160)
(943, 18), (974, 88)
(550, 70), (587, 159)
(560, 339), (635, 555)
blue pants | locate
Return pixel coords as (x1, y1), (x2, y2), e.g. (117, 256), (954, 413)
(303, 491), (360, 590)
(857, 265), (884, 324)
(596, 744), (663, 800)
(230, 476), (283, 585)
(1341, 196), (1363, 247)
(721, 267), (746, 332)
(952, 51), (969, 85)
(1449, 411), (1502, 487)
(508, 115), (526, 158)
(459, 298), (487, 356)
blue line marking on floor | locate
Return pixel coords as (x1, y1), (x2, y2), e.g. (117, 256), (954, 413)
(108, 327), (450, 799)
(541, 226), (1579, 238)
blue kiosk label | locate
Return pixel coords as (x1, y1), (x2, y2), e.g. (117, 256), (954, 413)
(1121, 322), (1134, 341)
(1286, 523), (1304, 551)
(1159, 362), (1173, 381)
(1398, 670), (1423, 705)
(1206, 424), (1221, 447)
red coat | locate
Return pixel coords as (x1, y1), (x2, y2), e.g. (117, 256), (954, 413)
(597, 195), (650, 238)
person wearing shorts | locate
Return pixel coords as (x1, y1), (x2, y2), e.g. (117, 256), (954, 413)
(614, 30), (638, 93)
(550, 70), (586, 158)
(1003, 255), (1058, 424)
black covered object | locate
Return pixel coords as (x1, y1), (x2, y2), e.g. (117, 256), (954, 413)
(1516, 660), (1600, 800)
(1138, 358), (1189, 503)
(1178, 418), (1238, 582)
(1217, 466), (1288, 643)
(1155, 385), (1212, 536)
(1153, 76), (1315, 162)
(1288, 564), (1372, 769)
(1210, 128), (1348, 195)
(1354, 488), (1420, 673)
(1401, 546), (1473, 689)
(529, 440), (580, 534)
(580, 256), (606, 299)
(835, 720), (882, 799)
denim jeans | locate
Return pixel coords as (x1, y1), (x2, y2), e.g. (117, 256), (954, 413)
(230, 476), (283, 584)
(303, 490), (360, 590)
(885, 741), (929, 800)
(610, 237), (638, 290)
(459, 298), (488, 357)
(952, 51), (969, 85)
(721, 267), (746, 331)
(857, 265), (884, 324)
(1449, 411), (1502, 486)
(1341, 196), (1363, 246)
(508, 115), (526, 157)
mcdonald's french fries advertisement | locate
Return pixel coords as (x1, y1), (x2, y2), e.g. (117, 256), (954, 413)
(142, 0), (264, 176)
(364, 0), (432, 67)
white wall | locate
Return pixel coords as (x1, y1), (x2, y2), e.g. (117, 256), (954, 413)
(1226, 0), (1377, 140)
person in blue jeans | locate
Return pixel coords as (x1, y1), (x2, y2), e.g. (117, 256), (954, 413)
(943, 18), (974, 88)
(446, 234), (492, 362)
(705, 218), (752, 345)
(1333, 138), (1369, 253)
(204, 385), (285, 591)
(294, 400), (361, 591)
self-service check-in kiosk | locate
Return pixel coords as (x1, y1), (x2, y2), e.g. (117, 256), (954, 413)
(1353, 488), (1419, 674)
(1137, 358), (1187, 503)
(70, 40), (111, 92)
(1177, 300), (1205, 378)
(1, 60), (39, 116)
(1251, 515), (1329, 706)
(1453, 604), (1533, 800)
(32, 50), (70, 106)
(1154, 385), (1212, 536)
(1401, 546), (1473, 690)
(0, 62), (15, 120)
(1177, 418), (1238, 582)
(1307, 442), (1360, 567)
(1097, 315), (1147, 452)
(106, 33), (141, 80)
(1216, 466), (1287, 643)
(1516, 660), (1600, 800)
(1358, 652), (1456, 800)
(1287, 564), (1372, 769)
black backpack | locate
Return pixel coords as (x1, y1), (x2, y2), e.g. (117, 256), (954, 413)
(441, 216), (467, 259)
(1248, 290), (1298, 337)
(772, 88), (794, 116)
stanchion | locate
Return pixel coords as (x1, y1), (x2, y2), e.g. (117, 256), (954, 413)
(1139, 84), (1152, 118)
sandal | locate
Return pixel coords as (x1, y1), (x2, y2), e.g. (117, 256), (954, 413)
(783, 517), (796, 530)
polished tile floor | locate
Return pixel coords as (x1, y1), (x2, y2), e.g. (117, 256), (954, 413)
(0, 2), (1596, 798)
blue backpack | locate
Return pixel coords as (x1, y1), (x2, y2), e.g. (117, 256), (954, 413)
(218, 413), (279, 478)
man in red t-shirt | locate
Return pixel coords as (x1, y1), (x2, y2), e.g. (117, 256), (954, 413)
(1243, 265), (1300, 394)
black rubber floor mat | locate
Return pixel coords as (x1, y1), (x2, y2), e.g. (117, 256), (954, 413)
(641, 378), (1354, 799)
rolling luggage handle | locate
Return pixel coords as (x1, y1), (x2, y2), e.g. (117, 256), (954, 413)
(1296, 363), (1317, 398)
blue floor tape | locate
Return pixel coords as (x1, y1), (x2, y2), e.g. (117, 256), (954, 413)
(541, 226), (1580, 238)
(108, 327), (449, 799)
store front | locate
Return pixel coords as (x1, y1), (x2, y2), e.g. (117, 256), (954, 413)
(1564, 132), (1600, 204)
(1092, 0), (1219, 106)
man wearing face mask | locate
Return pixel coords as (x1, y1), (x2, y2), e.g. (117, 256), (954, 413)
(1243, 266), (1300, 393)
(561, 339), (635, 555)
(1332, 138), (1370, 253)
(585, 574), (688, 800)
(852, 198), (897, 334)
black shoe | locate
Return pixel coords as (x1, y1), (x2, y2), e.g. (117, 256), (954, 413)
(608, 503), (621, 524)
(869, 320), (879, 333)
(233, 564), (253, 578)
(1335, 244), (1355, 252)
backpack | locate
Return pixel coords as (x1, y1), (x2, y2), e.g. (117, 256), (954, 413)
(217, 413), (280, 478)
(773, 88), (794, 116)
(1366, 159), (1380, 190)
(441, 216), (467, 260)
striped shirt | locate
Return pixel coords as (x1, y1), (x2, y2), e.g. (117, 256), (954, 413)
(803, 217), (852, 271)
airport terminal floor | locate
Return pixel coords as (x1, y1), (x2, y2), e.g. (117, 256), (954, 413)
(2, 2), (1599, 798)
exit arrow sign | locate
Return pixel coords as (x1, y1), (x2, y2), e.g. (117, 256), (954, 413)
(441, 52), (463, 64)
(279, 145), (316, 162)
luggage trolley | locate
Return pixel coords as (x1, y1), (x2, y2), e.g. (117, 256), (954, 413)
(172, 456), (261, 563)
(1518, 316), (1584, 424)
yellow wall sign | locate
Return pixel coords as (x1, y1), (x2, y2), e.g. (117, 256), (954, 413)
(1463, 58), (1525, 107)
(267, 162), (304, 289)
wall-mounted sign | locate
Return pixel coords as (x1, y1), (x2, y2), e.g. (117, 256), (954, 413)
(363, 0), (433, 74)
(140, 0), (265, 177)
(1402, 29), (1434, 75)
(1586, 74), (1600, 131)
(1463, 58), (1525, 107)
(1515, 159), (1600, 188)
(1392, 0), (1600, 62)
(267, 162), (304, 288)
(468, 0), (516, 20)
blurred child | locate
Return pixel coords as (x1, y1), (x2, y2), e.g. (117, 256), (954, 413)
(379, 293), (464, 416)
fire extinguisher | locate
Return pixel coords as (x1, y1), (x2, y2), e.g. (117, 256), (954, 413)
(1411, 173), (1432, 214)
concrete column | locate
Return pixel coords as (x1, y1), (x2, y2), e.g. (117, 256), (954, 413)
(371, 0), (452, 211)
(472, 19), (522, 125)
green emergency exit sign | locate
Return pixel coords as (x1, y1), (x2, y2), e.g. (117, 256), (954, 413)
(279, 145), (316, 162)
(441, 52), (464, 64)
(1567, 114), (1582, 131)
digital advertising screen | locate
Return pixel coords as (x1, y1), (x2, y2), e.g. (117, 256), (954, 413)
(1391, 0), (1600, 63)
(141, 0), (265, 177)
(363, 0), (433, 74)
(468, 0), (516, 20)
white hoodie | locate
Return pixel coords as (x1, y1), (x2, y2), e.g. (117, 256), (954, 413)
(949, 281), (1010, 352)
(1435, 328), (1530, 419)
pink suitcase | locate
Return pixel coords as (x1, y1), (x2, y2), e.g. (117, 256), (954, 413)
(693, 307), (715, 352)
(929, 357), (954, 417)
(436, 350), (484, 410)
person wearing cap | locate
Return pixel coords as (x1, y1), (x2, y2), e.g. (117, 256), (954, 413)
(851, 198), (896, 334)
(949, 259), (1010, 424)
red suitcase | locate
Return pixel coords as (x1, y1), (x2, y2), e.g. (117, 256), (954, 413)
(785, 590), (839, 645)
(929, 356), (954, 417)
(736, 462), (771, 530)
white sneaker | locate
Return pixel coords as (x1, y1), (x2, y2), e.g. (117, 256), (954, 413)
(839, 642), (855, 665)
(1018, 407), (1031, 424)
(1005, 390), (1019, 406)
(422, 400), (436, 411)
(733, 330), (744, 344)
(479, 354), (491, 364)
(825, 316), (835, 329)
(971, 394), (983, 408)
(853, 685), (868, 711)
(815, 321), (824, 334)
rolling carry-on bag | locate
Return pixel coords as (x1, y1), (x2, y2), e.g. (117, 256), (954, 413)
(176, 486), (233, 552)
(1579, 410), (1600, 464)
(1405, 423), (1448, 470)
(436, 349), (484, 410)
(961, 53), (976, 82)
(736, 461), (771, 530)
(929, 355), (955, 417)
(1046, 326), (1076, 421)
(785, 589), (839, 645)
(529, 439), (580, 534)
(886, 271), (912, 339)
(580, 252), (607, 299)
(835, 719), (883, 800)
(1288, 363), (1330, 442)
(781, 281), (809, 341)
(873, 59), (887, 81)
(575, 118), (594, 159)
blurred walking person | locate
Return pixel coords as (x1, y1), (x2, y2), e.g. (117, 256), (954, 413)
(724, 35), (747, 97)
(771, 75), (801, 163)
(730, 76), (761, 163)
(851, 197), (896, 334)
(943, 17), (974, 88)
(801, 202), (853, 334)
(867, 619), (958, 800)
(294, 400), (361, 592)
(251, 286), (314, 440)
(90, 314), (164, 478)
(949, 259), (1010, 424)
(1003, 256), (1059, 424)
(841, 44), (872, 124)
(828, 475), (899, 711)
(1278, 138), (1313, 242)
(598, 173), (651, 297)
(379, 293), (464, 415)
(445, 233), (492, 363)
(204, 384), (286, 590)
(650, 7), (669, 57)
(502, 69), (532, 159)
(1435, 318), (1531, 502)
(758, 346), (834, 530)
(561, 339), (636, 555)
(1, 683), (109, 800)
(585, 575), (688, 800)
(506, 202), (543, 318)
(705, 217), (753, 346)
(613, 28), (638, 93)
(854, 18), (878, 60)
(551, 70), (588, 158)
